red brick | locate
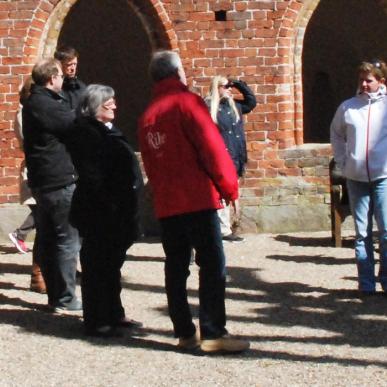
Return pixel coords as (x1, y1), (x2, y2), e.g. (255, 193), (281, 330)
(0, 0), (335, 206)
(0, 176), (18, 185)
(190, 12), (213, 22)
(0, 195), (9, 204)
(259, 159), (285, 169)
(235, 2), (248, 12)
(265, 169), (278, 178)
(0, 183), (19, 194)
(244, 170), (265, 179)
(211, 2), (233, 12)
(278, 168), (301, 177)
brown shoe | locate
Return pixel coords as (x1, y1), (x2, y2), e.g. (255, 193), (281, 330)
(177, 331), (200, 350)
(200, 335), (250, 354)
(30, 262), (46, 294)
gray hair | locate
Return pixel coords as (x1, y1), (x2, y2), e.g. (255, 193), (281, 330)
(149, 50), (182, 82)
(32, 58), (61, 86)
(77, 84), (115, 119)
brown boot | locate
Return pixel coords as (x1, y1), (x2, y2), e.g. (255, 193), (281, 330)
(30, 262), (46, 294)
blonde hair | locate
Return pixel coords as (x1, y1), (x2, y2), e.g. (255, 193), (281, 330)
(207, 75), (240, 124)
(358, 60), (387, 81)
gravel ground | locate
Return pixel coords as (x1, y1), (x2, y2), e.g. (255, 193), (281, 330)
(1, 230), (387, 386)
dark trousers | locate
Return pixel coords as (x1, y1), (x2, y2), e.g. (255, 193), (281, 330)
(33, 184), (80, 307)
(160, 209), (227, 340)
(15, 205), (37, 241)
(80, 232), (128, 330)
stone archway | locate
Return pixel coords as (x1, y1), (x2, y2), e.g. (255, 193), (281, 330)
(26, 0), (177, 149)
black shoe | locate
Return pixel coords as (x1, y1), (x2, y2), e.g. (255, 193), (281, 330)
(222, 234), (245, 243)
(85, 325), (123, 338)
(359, 290), (377, 298)
(115, 317), (143, 329)
(52, 298), (82, 314)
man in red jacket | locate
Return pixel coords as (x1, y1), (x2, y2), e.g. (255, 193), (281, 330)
(138, 50), (249, 354)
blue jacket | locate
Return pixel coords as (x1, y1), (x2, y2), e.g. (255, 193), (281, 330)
(206, 80), (256, 177)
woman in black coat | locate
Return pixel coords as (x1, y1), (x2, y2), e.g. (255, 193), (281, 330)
(205, 76), (256, 241)
(68, 84), (143, 337)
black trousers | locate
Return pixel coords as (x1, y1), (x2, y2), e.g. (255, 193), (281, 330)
(80, 232), (129, 330)
(160, 209), (227, 340)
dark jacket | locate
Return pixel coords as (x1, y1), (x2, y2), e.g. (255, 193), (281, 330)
(22, 84), (77, 191)
(207, 80), (256, 177)
(62, 77), (86, 110)
(67, 117), (142, 246)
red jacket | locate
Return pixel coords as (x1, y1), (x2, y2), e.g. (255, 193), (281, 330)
(138, 77), (238, 219)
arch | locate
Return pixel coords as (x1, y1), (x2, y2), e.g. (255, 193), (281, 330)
(279, 0), (387, 145)
(21, 0), (178, 148)
(277, 0), (321, 146)
(303, 0), (387, 143)
(22, 0), (178, 62)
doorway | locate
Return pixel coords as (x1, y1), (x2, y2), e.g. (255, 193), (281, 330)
(302, 0), (387, 143)
(58, 0), (155, 149)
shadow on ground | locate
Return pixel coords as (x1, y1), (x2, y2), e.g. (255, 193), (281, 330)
(0, 245), (21, 255)
(275, 234), (354, 249)
(1, 237), (387, 367)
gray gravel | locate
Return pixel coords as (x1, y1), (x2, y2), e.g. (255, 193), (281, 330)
(1, 231), (387, 386)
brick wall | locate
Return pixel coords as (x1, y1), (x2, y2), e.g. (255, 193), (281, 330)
(0, 0), (352, 232)
(0, 0), (32, 205)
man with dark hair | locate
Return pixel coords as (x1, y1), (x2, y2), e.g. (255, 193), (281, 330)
(23, 58), (81, 313)
(139, 50), (249, 354)
(54, 45), (86, 109)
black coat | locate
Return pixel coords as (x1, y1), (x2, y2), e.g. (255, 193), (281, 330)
(22, 84), (77, 191)
(208, 80), (256, 177)
(62, 77), (86, 110)
(67, 117), (142, 247)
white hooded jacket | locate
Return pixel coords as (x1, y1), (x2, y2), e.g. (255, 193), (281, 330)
(330, 88), (387, 182)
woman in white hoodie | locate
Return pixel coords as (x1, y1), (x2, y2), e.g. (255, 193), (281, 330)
(331, 60), (387, 295)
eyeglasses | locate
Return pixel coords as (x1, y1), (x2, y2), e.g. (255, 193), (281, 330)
(55, 73), (64, 79)
(220, 83), (232, 89)
(102, 98), (116, 110)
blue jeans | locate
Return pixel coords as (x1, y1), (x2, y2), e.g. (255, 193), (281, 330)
(33, 184), (80, 307)
(347, 178), (387, 292)
(160, 210), (228, 340)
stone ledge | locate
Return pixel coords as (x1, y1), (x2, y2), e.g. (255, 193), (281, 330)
(237, 202), (354, 234)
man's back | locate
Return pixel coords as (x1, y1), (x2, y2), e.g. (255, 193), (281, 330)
(138, 77), (238, 219)
(23, 84), (76, 190)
